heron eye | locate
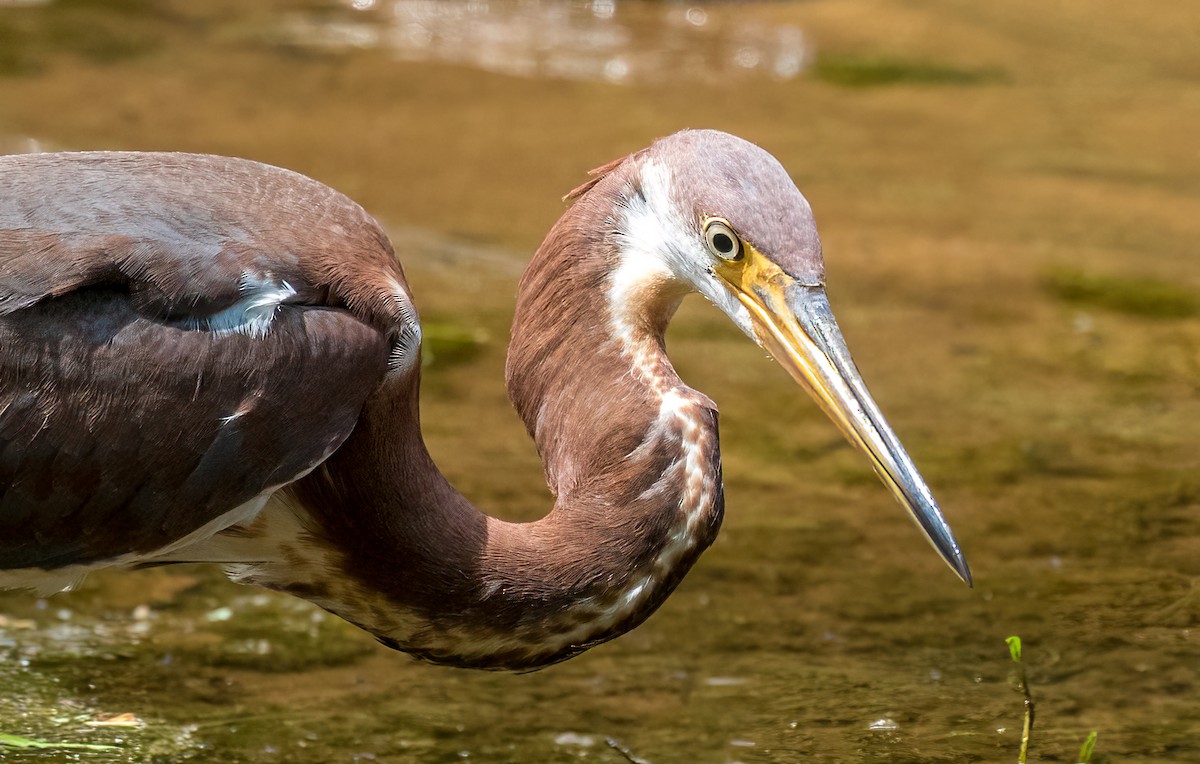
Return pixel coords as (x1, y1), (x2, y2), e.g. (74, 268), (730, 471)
(704, 220), (743, 261)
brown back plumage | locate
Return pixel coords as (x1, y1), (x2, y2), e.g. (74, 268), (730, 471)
(0, 152), (414, 568)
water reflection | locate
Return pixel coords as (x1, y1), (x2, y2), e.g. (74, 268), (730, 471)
(280, 0), (809, 84)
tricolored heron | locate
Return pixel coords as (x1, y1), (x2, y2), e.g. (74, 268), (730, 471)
(0, 130), (969, 670)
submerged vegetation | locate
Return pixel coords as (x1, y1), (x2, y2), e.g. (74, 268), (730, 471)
(0, 0), (167, 76)
(811, 54), (1002, 87)
(0, 656), (189, 762)
(420, 321), (490, 368)
(0, 733), (118, 752)
(1043, 267), (1200, 319)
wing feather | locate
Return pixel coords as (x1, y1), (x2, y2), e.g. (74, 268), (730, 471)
(0, 152), (410, 571)
(0, 289), (390, 569)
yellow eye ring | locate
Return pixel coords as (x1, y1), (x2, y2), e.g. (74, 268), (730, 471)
(703, 219), (743, 261)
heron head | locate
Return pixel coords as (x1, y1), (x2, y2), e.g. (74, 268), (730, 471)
(610, 129), (972, 585)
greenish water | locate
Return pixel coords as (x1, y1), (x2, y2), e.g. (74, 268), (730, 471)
(1, 1), (1197, 761)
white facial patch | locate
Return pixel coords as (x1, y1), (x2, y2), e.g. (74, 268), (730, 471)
(610, 158), (755, 348)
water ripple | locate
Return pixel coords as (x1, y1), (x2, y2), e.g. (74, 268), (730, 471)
(276, 0), (811, 85)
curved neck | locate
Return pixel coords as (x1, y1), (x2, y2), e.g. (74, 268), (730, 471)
(278, 183), (724, 670)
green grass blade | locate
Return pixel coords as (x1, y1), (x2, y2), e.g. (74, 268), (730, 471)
(1077, 730), (1098, 763)
(0, 733), (121, 751)
(1005, 635), (1022, 663)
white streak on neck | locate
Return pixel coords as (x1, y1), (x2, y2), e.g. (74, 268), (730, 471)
(556, 157), (722, 631)
(608, 157), (754, 350)
(606, 158), (689, 387)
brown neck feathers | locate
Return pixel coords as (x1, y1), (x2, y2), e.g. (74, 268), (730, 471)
(287, 172), (724, 670)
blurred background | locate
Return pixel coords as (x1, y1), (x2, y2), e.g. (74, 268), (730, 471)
(0, 1), (1197, 762)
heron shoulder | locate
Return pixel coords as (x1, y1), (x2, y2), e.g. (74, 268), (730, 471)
(1, 151), (417, 350)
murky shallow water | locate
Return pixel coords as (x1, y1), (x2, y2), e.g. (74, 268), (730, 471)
(1, 0), (1198, 761)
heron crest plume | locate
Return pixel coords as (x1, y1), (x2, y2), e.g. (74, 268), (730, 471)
(0, 130), (969, 671)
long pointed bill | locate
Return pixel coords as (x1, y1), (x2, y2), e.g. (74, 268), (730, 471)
(718, 252), (972, 585)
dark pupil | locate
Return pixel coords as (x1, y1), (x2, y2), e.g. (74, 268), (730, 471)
(712, 232), (734, 253)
